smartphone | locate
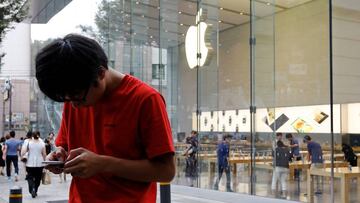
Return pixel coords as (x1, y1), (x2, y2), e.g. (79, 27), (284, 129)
(42, 161), (65, 167)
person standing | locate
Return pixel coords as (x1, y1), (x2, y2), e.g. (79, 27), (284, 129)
(286, 133), (301, 179)
(2, 131), (21, 181)
(36, 34), (175, 202)
(342, 143), (357, 166)
(21, 131), (46, 198)
(183, 130), (198, 187)
(271, 141), (290, 198)
(214, 134), (233, 192)
(303, 135), (323, 194)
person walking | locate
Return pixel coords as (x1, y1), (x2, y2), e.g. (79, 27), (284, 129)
(21, 131), (46, 198)
(214, 134), (233, 192)
(0, 137), (5, 175)
(2, 131), (21, 181)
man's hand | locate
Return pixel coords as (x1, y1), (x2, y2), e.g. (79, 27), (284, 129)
(64, 147), (103, 178)
(45, 146), (67, 174)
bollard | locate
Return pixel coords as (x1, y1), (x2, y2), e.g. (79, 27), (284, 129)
(160, 182), (171, 203)
(9, 186), (22, 203)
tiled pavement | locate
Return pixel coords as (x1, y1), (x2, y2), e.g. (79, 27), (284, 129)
(0, 166), (297, 203)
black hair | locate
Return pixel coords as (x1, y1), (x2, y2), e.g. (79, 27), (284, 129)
(285, 133), (293, 139)
(303, 135), (311, 142)
(223, 134), (232, 140)
(277, 140), (286, 147)
(35, 34), (108, 102)
(33, 131), (40, 140)
(9, 130), (15, 138)
(26, 131), (32, 139)
(276, 133), (282, 137)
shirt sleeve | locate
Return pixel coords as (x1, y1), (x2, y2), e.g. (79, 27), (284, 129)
(139, 93), (175, 159)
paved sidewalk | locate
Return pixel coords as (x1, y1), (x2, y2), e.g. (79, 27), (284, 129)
(0, 171), (298, 203)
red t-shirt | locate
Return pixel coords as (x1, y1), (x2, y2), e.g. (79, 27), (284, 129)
(56, 75), (175, 203)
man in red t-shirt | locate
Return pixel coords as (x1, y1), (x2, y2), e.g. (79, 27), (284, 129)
(35, 34), (175, 203)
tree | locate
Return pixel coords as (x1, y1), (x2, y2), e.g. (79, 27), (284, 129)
(0, 0), (28, 42)
(0, 0), (28, 67)
(78, 0), (126, 45)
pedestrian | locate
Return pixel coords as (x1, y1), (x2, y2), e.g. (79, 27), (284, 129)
(303, 135), (323, 194)
(183, 130), (198, 187)
(214, 134), (233, 192)
(286, 133), (301, 179)
(2, 131), (21, 181)
(0, 137), (5, 175)
(271, 140), (290, 198)
(35, 34), (175, 203)
(21, 131), (46, 198)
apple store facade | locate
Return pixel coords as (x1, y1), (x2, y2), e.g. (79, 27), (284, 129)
(31, 0), (360, 202)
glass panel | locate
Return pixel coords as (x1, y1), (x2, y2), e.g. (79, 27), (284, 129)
(251, 0), (276, 197)
(161, 0), (198, 187)
(198, 0), (219, 190)
(333, 0), (360, 203)
(251, 0), (331, 202)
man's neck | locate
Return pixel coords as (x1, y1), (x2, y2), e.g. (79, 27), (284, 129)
(104, 68), (125, 96)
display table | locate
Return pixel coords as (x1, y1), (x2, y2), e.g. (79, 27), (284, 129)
(255, 160), (349, 180)
(307, 167), (360, 203)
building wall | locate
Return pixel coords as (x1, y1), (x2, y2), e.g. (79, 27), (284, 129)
(0, 23), (31, 78)
(0, 22), (31, 138)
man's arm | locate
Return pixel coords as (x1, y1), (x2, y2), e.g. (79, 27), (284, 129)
(64, 147), (175, 182)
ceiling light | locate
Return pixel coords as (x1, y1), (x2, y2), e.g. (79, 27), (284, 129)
(135, 1), (139, 4)
(220, 7), (224, 10)
(127, 22), (131, 25)
(178, 11), (182, 14)
(182, 33), (185, 36)
(240, 12), (244, 15)
(150, 36), (153, 38)
(180, 23), (184, 26)
(142, 15), (145, 18)
(218, 20), (222, 23)
(266, 2), (271, 5)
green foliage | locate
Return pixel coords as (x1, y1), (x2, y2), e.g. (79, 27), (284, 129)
(0, 0), (28, 43)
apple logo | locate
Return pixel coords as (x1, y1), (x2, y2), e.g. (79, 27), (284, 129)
(185, 8), (213, 69)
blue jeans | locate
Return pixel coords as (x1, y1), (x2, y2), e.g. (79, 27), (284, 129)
(6, 155), (19, 177)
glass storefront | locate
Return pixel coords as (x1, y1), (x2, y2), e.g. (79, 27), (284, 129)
(30, 0), (360, 202)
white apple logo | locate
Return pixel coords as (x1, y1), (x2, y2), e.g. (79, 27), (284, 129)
(185, 9), (213, 69)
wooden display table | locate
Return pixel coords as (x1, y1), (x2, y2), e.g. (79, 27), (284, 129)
(207, 156), (273, 177)
(307, 167), (360, 203)
(255, 160), (349, 180)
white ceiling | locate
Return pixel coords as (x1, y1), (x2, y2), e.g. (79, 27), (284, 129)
(120, 0), (314, 47)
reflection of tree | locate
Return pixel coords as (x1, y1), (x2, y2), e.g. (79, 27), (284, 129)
(79, 0), (125, 46)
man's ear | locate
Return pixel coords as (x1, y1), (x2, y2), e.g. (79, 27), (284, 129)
(98, 66), (106, 80)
